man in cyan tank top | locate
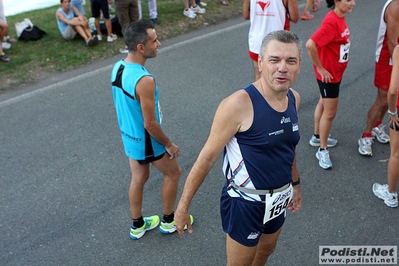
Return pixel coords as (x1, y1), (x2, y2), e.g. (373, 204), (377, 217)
(111, 21), (192, 240)
(175, 30), (302, 265)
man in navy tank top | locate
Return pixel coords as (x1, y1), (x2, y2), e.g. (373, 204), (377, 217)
(175, 30), (303, 265)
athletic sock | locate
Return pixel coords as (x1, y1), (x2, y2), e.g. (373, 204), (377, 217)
(162, 212), (174, 223)
(362, 132), (373, 138)
(132, 216), (144, 228)
(314, 134), (320, 139)
(374, 120), (382, 128)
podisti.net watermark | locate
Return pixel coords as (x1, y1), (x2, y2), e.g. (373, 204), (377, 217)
(319, 246), (397, 265)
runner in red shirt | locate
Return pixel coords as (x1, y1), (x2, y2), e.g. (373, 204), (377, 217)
(306, 0), (355, 170)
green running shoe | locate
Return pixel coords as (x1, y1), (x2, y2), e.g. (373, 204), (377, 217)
(130, 215), (160, 240)
(159, 214), (194, 234)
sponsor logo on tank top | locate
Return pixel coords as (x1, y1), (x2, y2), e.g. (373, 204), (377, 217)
(280, 116), (291, 124)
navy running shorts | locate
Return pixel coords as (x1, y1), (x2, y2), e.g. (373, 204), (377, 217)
(220, 182), (286, 247)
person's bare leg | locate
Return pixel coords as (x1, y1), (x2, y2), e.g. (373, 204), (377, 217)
(105, 18), (112, 36)
(226, 234), (257, 266)
(73, 25), (91, 42)
(94, 17), (101, 37)
(152, 154), (181, 215)
(319, 98), (338, 148)
(0, 21), (8, 41)
(303, 0), (312, 14)
(313, 96), (323, 135)
(252, 228), (283, 266)
(364, 89), (388, 134)
(128, 158), (151, 219)
(388, 128), (399, 194)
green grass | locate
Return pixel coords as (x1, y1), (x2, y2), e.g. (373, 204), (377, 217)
(0, 0), (242, 91)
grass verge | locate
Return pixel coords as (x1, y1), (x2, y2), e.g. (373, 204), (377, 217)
(0, 0), (243, 91)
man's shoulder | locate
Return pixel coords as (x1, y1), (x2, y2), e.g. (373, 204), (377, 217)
(387, 0), (399, 13)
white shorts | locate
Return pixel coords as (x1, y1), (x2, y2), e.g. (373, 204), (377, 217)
(62, 25), (77, 40)
(0, 0), (6, 22)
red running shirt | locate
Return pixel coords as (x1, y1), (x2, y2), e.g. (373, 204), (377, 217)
(310, 10), (350, 83)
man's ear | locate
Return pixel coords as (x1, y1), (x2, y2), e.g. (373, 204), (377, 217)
(258, 56), (262, 73)
(137, 43), (146, 53)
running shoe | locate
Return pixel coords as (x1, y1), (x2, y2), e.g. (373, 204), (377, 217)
(130, 215), (160, 240)
(2, 42), (11, 49)
(107, 34), (117, 42)
(372, 183), (398, 208)
(358, 137), (373, 156)
(190, 5), (206, 14)
(0, 54), (10, 62)
(372, 124), (390, 143)
(3, 36), (17, 43)
(316, 148), (332, 170)
(183, 9), (196, 18)
(150, 18), (160, 25)
(119, 47), (128, 53)
(301, 13), (314, 20)
(309, 135), (338, 148)
(159, 215), (194, 234)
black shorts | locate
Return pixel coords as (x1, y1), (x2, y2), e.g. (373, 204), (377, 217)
(390, 123), (399, 131)
(137, 152), (166, 165)
(91, 0), (110, 19)
(317, 79), (341, 98)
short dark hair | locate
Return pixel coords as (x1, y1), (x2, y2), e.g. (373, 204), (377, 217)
(60, 0), (70, 3)
(124, 21), (155, 52)
(259, 30), (302, 60)
(326, 0), (336, 8)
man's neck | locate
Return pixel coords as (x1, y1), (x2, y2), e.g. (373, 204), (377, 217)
(124, 53), (146, 66)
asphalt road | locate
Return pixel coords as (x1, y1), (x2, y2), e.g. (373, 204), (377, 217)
(1, 0), (398, 265)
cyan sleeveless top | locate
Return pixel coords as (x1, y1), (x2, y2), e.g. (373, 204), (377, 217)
(111, 59), (165, 160)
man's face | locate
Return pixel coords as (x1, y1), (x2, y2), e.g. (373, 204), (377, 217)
(142, 29), (161, 59)
(258, 40), (301, 93)
(61, 0), (71, 10)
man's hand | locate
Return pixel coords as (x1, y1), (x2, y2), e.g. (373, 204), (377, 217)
(174, 207), (193, 238)
(165, 142), (179, 159)
(288, 185), (302, 213)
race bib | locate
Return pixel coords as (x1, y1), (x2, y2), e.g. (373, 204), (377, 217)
(263, 184), (293, 224)
(339, 42), (350, 63)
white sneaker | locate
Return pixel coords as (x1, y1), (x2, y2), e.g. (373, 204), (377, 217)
(183, 8), (196, 18)
(199, 1), (207, 6)
(2, 42), (11, 49)
(309, 134), (337, 148)
(372, 124), (390, 143)
(190, 5), (206, 14)
(372, 183), (398, 208)
(358, 137), (373, 156)
(315, 148), (332, 170)
(107, 34), (117, 42)
(97, 35), (103, 41)
(119, 47), (128, 53)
